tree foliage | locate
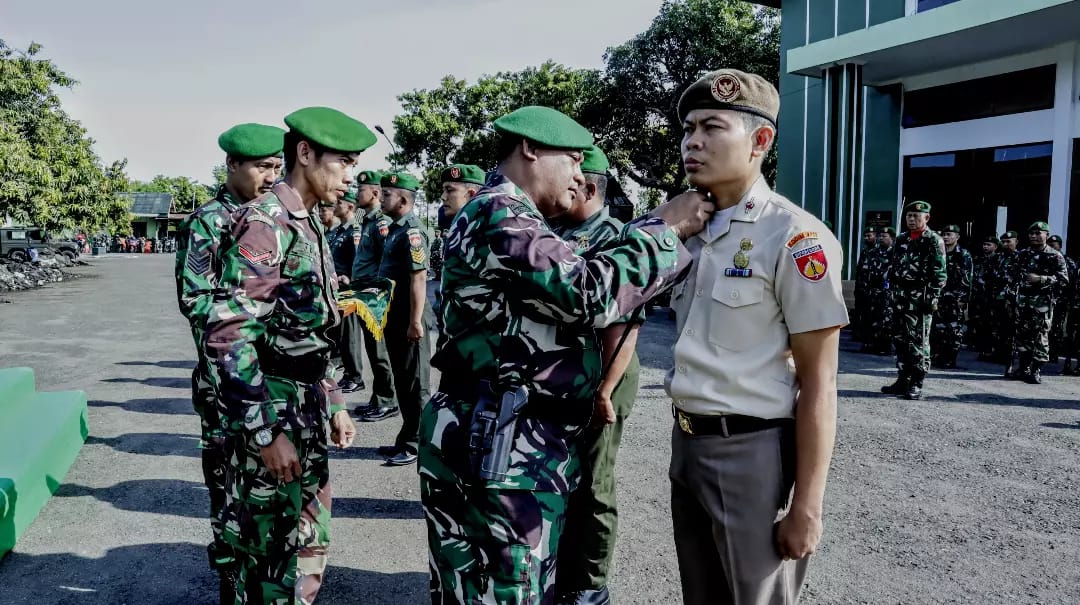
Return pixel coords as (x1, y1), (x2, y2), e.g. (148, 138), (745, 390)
(129, 174), (213, 213)
(389, 0), (779, 203)
(0, 40), (132, 234)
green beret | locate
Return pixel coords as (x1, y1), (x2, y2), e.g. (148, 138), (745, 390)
(342, 187), (357, 204)
(876, 227), (896, 237)
(440, 164), (486, 185)
(580, 145), (610, 175)
(218, 123), (285, 158)
(284, 107), (377, 153)
(1029, 221), (1050, 233)
(904, 200), (931, 213)
(381, 171), (420, 192)
(318, 200), (335, 208)
(357, 170), (383, 186)
(981, 234), (1000, 245)
(823, 219), (834, 231)
(677, 68), (779, 124)
(942, 224), (961, 234)
(1048, 235), (1063, 244)
(863, 227), (876, 235)
(493, 106), (593, 151)
(1001, 231), (1018, 240)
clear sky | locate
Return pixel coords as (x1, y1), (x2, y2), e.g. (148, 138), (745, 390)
(1, 0), (666, 183)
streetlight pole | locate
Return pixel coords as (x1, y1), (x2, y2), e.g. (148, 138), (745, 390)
(374, 125), (398, 159)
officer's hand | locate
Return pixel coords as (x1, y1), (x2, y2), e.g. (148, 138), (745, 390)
(260, 434), (302, 483)
(650, 191), (713, 241)
(338, 275), (350, 285)
(407, 321), (424, 343)
(330, 410), (356, 449)
(590, 391), (616, 428)
(1025, 273), (1041, 284)
(775, 507), (823, 561)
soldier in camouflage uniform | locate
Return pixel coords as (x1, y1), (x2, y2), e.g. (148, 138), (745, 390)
(881, 201), (947, 400)
(325, 189), (365, 394)
(1008, 222), (1070, 383)
(1063, 244), (1080, 376)
(433, 164), (486, 336)
(989, 231), (1021, 369)
(1047, 234), (1076, 365)
(550, 146), (643, 604)
(865, 227), (895, 355)
(363, 172), (434, 467)
(349, 170), (398, 417)
(175, 123), (284, 596)
(853, 227), (877, 347)
(204, 107), (367, 604)
(930, 225), (973, 369)
(971, 235), (999, 361)
(418, 106), (708, 603)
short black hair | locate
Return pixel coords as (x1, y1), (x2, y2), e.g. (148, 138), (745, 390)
(496, 134), (523, 163)
(283, 131), (329, 172)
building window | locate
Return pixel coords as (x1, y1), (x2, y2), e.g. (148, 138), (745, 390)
(909, 153), (956, 168)
(902, 65), (1056, 128)
(917, 0), (961, 12)
(994, 143), (1053, 163)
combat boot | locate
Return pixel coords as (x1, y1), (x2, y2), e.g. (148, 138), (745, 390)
(904, 377), (923, 400)
(1025, 363), (1043, 385)
(218, 563), (239, 604)
(1063, 359), (1076, 376)
(881, 375), (908, 395)
(1003, 355), (1018, 379)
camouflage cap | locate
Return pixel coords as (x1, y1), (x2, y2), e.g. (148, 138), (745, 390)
(677, 68), (779, 125)
(440, 164), (486, 185)
(876, 226), (897, 237)
(381, 171), (420, 192)
(942, 224), (961, 234)
(1028, 221), (1050, 233)
(904, 200), (931, 214)
(1001, 230), (1019, 240)
(1048, 234), (1063, 244)
(981, 234), (1001, 245)
(493, 106), (593, 150)
(357, 170), (384, 186)
(580, 145), (610, 175)
(284, 107), (377, 153)
(218, 123), (285, 158)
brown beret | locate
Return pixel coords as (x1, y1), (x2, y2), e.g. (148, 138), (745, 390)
(677, 68), (779, 125)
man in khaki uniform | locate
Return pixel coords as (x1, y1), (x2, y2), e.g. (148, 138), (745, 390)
(666, 69), (848, 604)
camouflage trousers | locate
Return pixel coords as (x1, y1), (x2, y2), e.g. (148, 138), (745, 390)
(968, 298), (994, 356)
(556, 354), (639, 592)
(865, 288), (892, 352)
(191, 363), (233, 572)
(1066, 305), (1080, 360)
(221, 427), (332, 605)
(853, 287), (871, 342)
(931, 297), (967, 360)
(1051, 304), (1070, 358)
(893, 307), (932, 377)
(992, 299), (1017, 360)
(1013, 303), (1054, 363)
(421, 477), (568, 604)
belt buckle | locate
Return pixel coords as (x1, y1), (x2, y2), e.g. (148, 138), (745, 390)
(676, 410), (694, 435)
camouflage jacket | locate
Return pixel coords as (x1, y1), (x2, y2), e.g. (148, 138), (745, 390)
(887, 228), (947, 305)
(350, 208), (391, 282)
(204, 182), (342, 433)
(942, 246), (973, 302)
(1010, 246), (1069, 309)
(972, 253), (996, 300)
(422, 172), (690, 492)
(326, 220), (356, 277)
(864, 245), (892, 290)
(175, 185), (242, 333)
(988, 250), (1019, 300)
(854, 246), (876, 292)
(1057, 255), (1079, 305)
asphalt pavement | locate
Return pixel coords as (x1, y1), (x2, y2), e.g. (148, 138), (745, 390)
(1, 254), (1078, 604)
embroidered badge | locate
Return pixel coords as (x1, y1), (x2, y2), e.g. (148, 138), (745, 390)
(576, 234), (590, 251)
(411, 248), (427, 264)
(378, 222), (389, 237)
(359, 173), (368, 183)
(711, 74), (741, 103)
(390, 174), (398, 185)
(408, 229), (423, 248)
(185, 248), (211, 275)
(450, 166), (461, 179)
(792, 244), (828, 281)
(238, 244), (272, 265)
(785, 231), (819, 249)
(286, 255), (301, 272)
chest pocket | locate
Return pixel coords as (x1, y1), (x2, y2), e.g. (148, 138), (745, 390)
(708, 277), (766, 351)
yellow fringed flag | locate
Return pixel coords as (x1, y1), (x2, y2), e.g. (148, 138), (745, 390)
(337, 277), (395, 340)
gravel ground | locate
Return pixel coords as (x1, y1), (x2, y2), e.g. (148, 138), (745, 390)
(1, 254), (1078, 604)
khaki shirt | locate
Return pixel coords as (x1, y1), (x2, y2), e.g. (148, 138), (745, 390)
(665, 178), (848, 419)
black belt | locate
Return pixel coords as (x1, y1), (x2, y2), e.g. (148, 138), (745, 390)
(256, 342), (329, 384)
(673, 406), (791, 437)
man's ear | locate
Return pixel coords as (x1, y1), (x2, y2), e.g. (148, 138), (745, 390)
(296, 140), (313, 166)
(520, 139), (540, 162)
(751, 125), (776, 158)
(585, 182), (599, 201)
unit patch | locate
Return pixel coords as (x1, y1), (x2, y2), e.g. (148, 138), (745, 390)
(792, 244), (828, 281)
(785, 231), (819, 249)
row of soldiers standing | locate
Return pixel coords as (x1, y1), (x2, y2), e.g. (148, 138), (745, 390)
(856, 209), (1074, 396)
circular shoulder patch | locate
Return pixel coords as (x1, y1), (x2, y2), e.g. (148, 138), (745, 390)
(711, 74), (741, 103)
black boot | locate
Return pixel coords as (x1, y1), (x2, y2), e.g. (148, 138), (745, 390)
(904, 375), (924, 400)
(1025, 362), (1043, 385)
(1065, 359), (1077, 376)
(1004, 354), (1018, 379)
(218, 563), (239, 604)
(881, 375), (908, 395)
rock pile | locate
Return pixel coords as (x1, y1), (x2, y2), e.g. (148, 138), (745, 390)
(0, 249), (79, 292)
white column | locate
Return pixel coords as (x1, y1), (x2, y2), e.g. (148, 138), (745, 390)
(1048, 42), (1076, 249)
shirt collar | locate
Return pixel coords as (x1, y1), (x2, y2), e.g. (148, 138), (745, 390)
(696, 176), (770, 244)
(272, 182), (309, 219)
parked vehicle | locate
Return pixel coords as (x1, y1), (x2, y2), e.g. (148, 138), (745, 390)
(0, 227), (81, 263)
